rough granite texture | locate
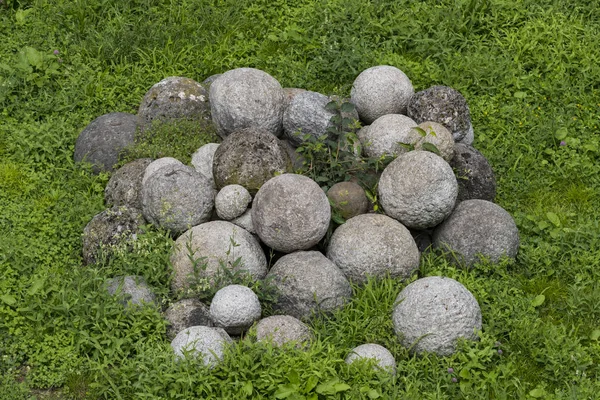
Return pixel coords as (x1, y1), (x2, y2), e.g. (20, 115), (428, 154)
(142, 157), (183, 186)
(267, 251), (352, 320)
(283, 88), (307, 108)
(106, 275), (156, 308)
(414, 121), (455, 162)
(230, 209), (255, 234)
(165, 298), (213, 340)
(74, 112), (137, 174)
(345, 344), (397, 375)
(327, 181), (369, 220)
(191, 143), (220, 189)
(215, 184), (252, 220)
(392, 276), (482, 356)
(255, 315), (313, 348)
(283, 90), (336, 146)
(450, 143), (496, 202)
(360, 114), (420, 159)
(209, 285), (262, 335)
(350, 65), (414, 124)
(252, 174), (331, 253)
(170, 326), (231, 366)
(105, 158), (152, 209)
(432, 199), (519, 267)
(378, 151), (458, 229)
(210, 68), (285, 138)
(326, 213), (420, 284)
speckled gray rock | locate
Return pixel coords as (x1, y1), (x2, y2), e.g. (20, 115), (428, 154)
(414, 121), (455, 162)
(209, 285), (261, 335)
(105, 158), (152, 209)
(345, 344), (397, 375)
(212, 127), (292, 194)
(360, 114), (420, 159)
(164, 298), (213, 340)
(327, 214), (419, 284)
(215, 185), (252, 220)
(255, 315), (313, 348)
(191, 143), (220, 188)
(283, 88), (307, 108)
(280, 139), (306, 171)
(170, 221), (267, 293)
(267, 251), (352, 320)
(379, 151), (458, 229)
(142, 157), (183, 186)
(433, 200), (519, 267)
(392, 276), (482, 356)
(252, 174), (331, 253)
(283, 91), (336, 146)
(327, 181), (369, 220)
(141, 163), (214, 235)
(74, 112), (137, 173)
(450, 144), (496, 203)
(106, 275), (157, 308)
(202, 74), (222, 88)
(82, 206), (145, 265)
(230, 209), (255, 234)
(457, 125), (474, 145)
(210, 68), (285, 138)
(406, 86), (472, 142)
(170, 326), (231, 366)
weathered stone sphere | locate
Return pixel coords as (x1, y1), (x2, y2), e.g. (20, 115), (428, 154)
(283, 88), (307, 108)
(141, 163), (214, 235)
(105, 158), (152, 209)
(230, 209), (255, 234)
(209, 285), (262, 335)
(450, 144), (496, 202)
(345, 344), (396, 375)
(255, 315), (313, 348)
(170, 326), (232, 366)
(74, 112), (137, 173)
(327, 181), (369, 220)
(267, 251), (352, 320)
(215, 185), (252, 220)
(406, 86), (472, 142)
(350, 66), (414, 124)
(252, 174), (331, 253)
(191, 143), (220, 189)
(283, 90), (336, 146)
(392, 276), (482, 356)
(212, 127), (292, 195)
(170, 221), (267, 293)
(106, 275), (156, 308)
(164, 298), (213, 340)
(414, 121), (455, 162)
(142, 157), (183, 186)
(360, 114), (420, 159)
(210, 68), (285, 138)
(432, 200), (519, 267)
(327, 214), (419, 284)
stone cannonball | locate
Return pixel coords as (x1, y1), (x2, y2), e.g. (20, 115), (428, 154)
(432, 199), (519, 267)
(326, 181), (369, 220)
(413, 121), (455, 162)
(392, 276), (482, 356)
(378, 151), (458, 229)
(345, 344), (397, 375)
(164, 298), (213, 340)
(105, 158), (152, 209)
(283, 90), (336, 146)
(359, 114), (420, 159)
(350, 65), (414, 124)
(450, 143), (496, 203)
(191, 143), (220, 189)
(326, 213), (420, 284)
(106, 275), (157, 308)
(209, 285), (262, 335)
(215, 184), (252, 220)
(170, 326), (232, 366)
(252, 174), (331, 253)
(255, 315), (313, 348)
(142, 157), (184, 186)
(210, 68), (286, 138)
(230, 209), (255, 234)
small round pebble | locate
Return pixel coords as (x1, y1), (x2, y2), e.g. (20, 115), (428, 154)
(215, 185), (252, 220)
(327, 181), (369, 220)
(106, 275), (156, 308)
(164, 298), (213, 340)
(210, 285), (262, 335)
(255, 315), (313, 348)
(170, 326), (231, 366)
(345, 344), (397, 375)
(414, 121), (455, 162)
(360, 114), (420, 159)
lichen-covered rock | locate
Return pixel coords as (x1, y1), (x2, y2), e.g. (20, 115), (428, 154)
(252, 174), (330, 253)
(406, 86), (472, 142)
(105, 158), (152, 209)
(345, 344), (396, 375)
(74, 112), (137, 173)
(215, 185), (252, 220)
(255, 315), (313, 348)
(164, 298), (213, 340)
(392, 276), (482, 356)
(210, 68), (285, 138)
(326, 214), (419, 284)
(209, 285), (261, 335)
(414, 121), (455, 162)
(170, 326), (231, 366)
(351, 66), (414, 124)
(142, 157), (183, 186)
(327, 181), (369, 220)
(267, 251), (352, 320)
(432, 199), (519, 267)
(360, 114), (420, 159)
(283, 90), (336, 146)
(279, 139), (306, 171)
(191, 143), (220, 189)
(212, 128), (292, 194)
(378, 151), (458, 229)
(106, 275), (157, 308)
(450, 143), (496, 202)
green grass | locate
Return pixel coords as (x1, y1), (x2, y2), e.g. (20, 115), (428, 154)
(1, 0), (600, 398)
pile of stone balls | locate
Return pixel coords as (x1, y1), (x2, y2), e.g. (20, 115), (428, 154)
(75, 65), (519, 369)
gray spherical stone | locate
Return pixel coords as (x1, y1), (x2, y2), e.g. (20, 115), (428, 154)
(141, 163), (214, 235)
(191, 143), (220, 188)
(283, 91), (336, 146)
(106, 275), (157, 308)
(406, 86), (472, 142)
(283, 88), (307, 108)
(267, 251), (352, 320)
(105, 158), (152, 209)
(165, 298), (213, 340)
(213, 127), (292, 195)
(432, 199), (519, 267)
(252, 174), (331, 253)
(327, 214), (419, 284)
(379, 151), (458, 229)
(210, 285), (262, 335)
(414, 121), (455, 162)
(350, 66), (414, 124)
(392, 276), (482, 356)
(202, 74), (222, 88)
(345, 344), (397, 375)
(360, 114), (420, 159)
(230, 209), (255, 234)
(142, 157), (184, 187)
(279, 139), (306, 171)
(137, 77), (210, 129)
(450, 143), (496, 203)
(215, 185), (252, 220)
(170, 326), (231, 366)
(255, 315), (313, 348)
(327, 181), (369, 220)
(210, 68), (285, 138)
(74, 112), (137, 174)
(170, 221), (267, 293)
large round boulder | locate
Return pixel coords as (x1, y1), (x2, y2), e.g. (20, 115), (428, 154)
(360, 114), (420, 159)
(252, 174), (331, 253)
(450, 143), (496, 202)
(164, 298), (213, 340)
(326, 214), (420, 284)
(413, 121), (455, 162)
(209, 285), (262, 335)
(432, 199), (519, 267)
(378, 151), (458, 229)
(392, 276), (482, 356)
(210, 68), (285, 138)
(326, 181), (369, 220)
(283, 90), (336, 146)
(215, 184), (252, 220)
(255, 315), (313, 348)
(345, 344), (396, 375)
(106, 275), (157, 308)
(191, 143), (220, 189)
(105, 158), (152, 209)
(170, 326), (232, 366)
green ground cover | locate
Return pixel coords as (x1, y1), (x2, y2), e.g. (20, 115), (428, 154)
(1, 0), (599, 398)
